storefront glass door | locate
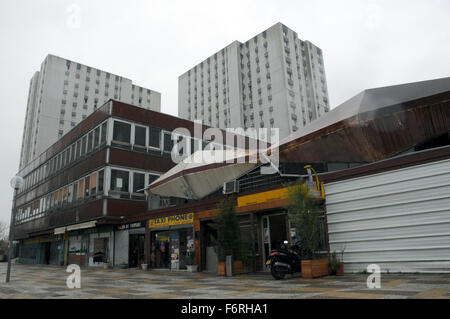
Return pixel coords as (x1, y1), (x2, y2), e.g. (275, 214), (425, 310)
(152, 229), (193, 270)
(262, 214), (287, 266)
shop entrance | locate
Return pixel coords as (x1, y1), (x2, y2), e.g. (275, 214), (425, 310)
(129, 234), (145, 268)
(262, 214), (288, 267)
(202, 221), (218, 273)
(152, 228), (194, 270)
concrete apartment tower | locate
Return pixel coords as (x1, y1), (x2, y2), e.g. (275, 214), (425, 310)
(178, 22), (330, 140)
(19, 54), (161, 169)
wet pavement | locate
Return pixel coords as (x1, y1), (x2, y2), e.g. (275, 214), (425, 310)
(0, 262), (449, 299)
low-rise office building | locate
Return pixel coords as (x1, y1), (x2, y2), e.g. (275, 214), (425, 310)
(13, 99), (236, 267)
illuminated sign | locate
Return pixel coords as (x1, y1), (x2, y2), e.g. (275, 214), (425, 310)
(148, 213), (194, 229)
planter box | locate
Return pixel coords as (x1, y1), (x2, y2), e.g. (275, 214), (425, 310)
(336, 263), (344, 276)
(218, 262), (226, 276)
(233, 261), (244, 275)
(187, 265), (198, 272)
(301, 258), (329, 278)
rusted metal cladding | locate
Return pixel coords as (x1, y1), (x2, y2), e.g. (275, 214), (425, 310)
(279, 92), (450, 163)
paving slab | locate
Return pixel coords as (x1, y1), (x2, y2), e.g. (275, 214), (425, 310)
(0, 263), (449, 299)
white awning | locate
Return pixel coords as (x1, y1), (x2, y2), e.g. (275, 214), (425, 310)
(65, 221), (97, 232)
(54, 227), (66, 235)
(148, 149), (260, 199)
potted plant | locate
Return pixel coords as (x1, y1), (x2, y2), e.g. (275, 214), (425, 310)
(329, 251), (339, 275)
(287, 180), (328, 278)
(185, 250), (197, 272)
(212, 196), (241, 276)
(141, 263), (148, 271)
(336, 247), (345, 275)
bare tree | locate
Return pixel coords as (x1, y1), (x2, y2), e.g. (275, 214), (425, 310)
(0, 221), (9, 242)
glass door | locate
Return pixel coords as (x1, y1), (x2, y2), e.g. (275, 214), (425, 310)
(261, 214), (288, 268)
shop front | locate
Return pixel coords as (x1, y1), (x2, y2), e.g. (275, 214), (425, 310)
(115, 221), (146, 268)
(18, 234), (64, 265)
(149, 212), (195, 270)
(67, 224), (113, 267)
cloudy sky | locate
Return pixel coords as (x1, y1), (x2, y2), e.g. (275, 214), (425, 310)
(0, 0), (449, 225)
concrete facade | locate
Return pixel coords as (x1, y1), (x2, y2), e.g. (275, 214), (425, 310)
(19, 54), (161, 169)
(178, 22), (330, 140)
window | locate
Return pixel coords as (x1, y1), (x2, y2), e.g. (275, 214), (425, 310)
(76, 140), (81, 160)
(148, 126), (161, 149)
(65, 148), (70, 166)
(111, 169), (129, 192)
(113, 121), (131, 143)
(163, 132), (173, 152)
(81, 136), (87, 155)
(71, 144), (76, 162)
(77, 179), (84, 200)
(73, 182), (78, 201)
(94, 127), (100, 148)
(90, 172), (97, 196)
(87, 131), (93, 152)
(100, 122), (107, 144)
(98, 170), (104, 193)
(84, 176), (90, 197)
(133, 172), (145, 194)
(134, 126), (146, 147)
(148, 174), (159, 185)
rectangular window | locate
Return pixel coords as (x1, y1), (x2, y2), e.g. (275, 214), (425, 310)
(58, 189), (63, 205)
(84, 176), (90, 197)
(163, 132), (173, 152)
(87, 131), (93, 152)
(81, 136), (87, 155)
(133, 172), (145, 193)
(76, 140), (81, 160)
(134, 126), (146, 146)
(98, 170), (104, 193)
(67, 184), (73, 203)
(65, 148), (70, 166)
(71, 144), (76, 162)
(90, 172), (97, 195)
(148, 126), (161, 148)
(94, 127), (100, 148)
(57, 154), (62, 171)
(110, 169), (129, 192)
(77, 179), (84, 200)
(113, 121), (131, 143)
(100, 122), (107, 144)
(63, 187), (68, 204)
(73, 182), (78, 200)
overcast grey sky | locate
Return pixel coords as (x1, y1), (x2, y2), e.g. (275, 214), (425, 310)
(0, 0), (449, 224)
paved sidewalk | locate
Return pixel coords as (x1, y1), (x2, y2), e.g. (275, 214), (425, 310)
(0, 263), (449, 299)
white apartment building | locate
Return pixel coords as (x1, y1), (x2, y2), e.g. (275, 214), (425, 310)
(178, 22), (330, 140)
(19, 54), (161, 169)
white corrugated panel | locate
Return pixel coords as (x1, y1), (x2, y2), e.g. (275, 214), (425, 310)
(325, 158), (450, 273)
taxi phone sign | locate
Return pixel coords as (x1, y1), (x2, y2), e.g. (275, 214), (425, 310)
(148, 213), (194, 229)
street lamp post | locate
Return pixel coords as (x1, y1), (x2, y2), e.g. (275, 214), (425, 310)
(6, 176), (24, 283)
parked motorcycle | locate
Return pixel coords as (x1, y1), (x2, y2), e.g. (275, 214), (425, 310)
(266, 240), (302, 280)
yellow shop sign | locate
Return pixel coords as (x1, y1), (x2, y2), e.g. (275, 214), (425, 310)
(148, 212), (194, 229)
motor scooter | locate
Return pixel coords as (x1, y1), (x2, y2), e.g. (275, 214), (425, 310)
(265, 240), (302, 280)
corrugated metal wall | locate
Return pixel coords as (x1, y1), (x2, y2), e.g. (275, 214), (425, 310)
(325, 159), (450, 273)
